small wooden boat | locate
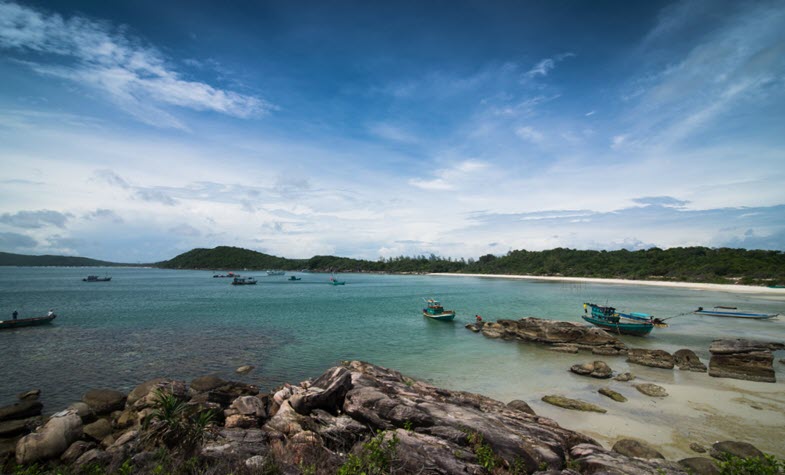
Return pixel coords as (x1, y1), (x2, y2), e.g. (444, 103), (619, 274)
(83, 275), (111, 282)
(0, 314), (57, 330)
(267, 270), (285, 276)
(213, 272), (238, 278)
(422, 299), (456, 321)
(288, 276), (301, 281)
(582, 303), (666, 336)
(231, 277), (257, 285)
(328, 275), (345, 285)
(694, 306), (778, 320)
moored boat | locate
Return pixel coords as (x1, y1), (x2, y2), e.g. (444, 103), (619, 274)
(0, 314), (57, 330)
(328, 274), (345, 285)
(231, 277), (257, 285)
(288, 276), (301, 281)
(422, 299), (456, 321)
(83, 275), (111, 282)
(213, 272), (238, 278)
(582, 303), (665, 336)
(267, 270), (285, 276)
(693, 306), (778, 320)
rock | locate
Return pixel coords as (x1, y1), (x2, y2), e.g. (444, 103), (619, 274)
(465, 323), (480, 332)
(17, 390), (41, 401)
(225, 414), (258, 429)
(550, 344), (579, 353)
(570, 443), (686, 474)
(245, 454), (267, 468)
(15, 410), (83, 464)
(230, 396), (267, 418)
(207, 381), (260, 406)
(506, 400), (536, 415)
(236, 365), (255, 374)
(82, 389), (127, 415)
(100, 434), (115, 448)
(612, 439), (665, 459)
(570, 361), (613, 378)
(389, 429), (486, 474)
(690, 442), (707, 453)
(541, 395), (606, 413)
(614, 372), (636, 382)
(0, 400), (43, 422)
(476, 317), (627, 354)
(679, 457), (719, 475)
(74, 448), (110, 468)
(709, 440), (765, 461)
(627, 348), (675, 369)
(598, 388), (627, 402)
(126, 378), (169, 406)
(708, 339), (784, 383)
(0, 417), (41, 438)
(674, 349), (707, 372)
(67, 402), (95, 423)
(83, 418), (113, 441)
(60, 441), (96, 464)
(191, 375), (227, 392)
(591, 346), (626, 356)
(634, 383), (668, 397)
(107, 430), (139, 454)
(115, 409), (137, 429)
(290, 366), (352, 416)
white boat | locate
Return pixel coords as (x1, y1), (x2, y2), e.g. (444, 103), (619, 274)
(694, 306), (779, 320)
(266, 270), (285, 276)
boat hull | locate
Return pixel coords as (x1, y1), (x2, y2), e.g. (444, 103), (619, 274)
(581, 315), (653, 336)
(694, 310), (778, 320)
(423, 311), (456, 321)
(0, 315), (57, 330)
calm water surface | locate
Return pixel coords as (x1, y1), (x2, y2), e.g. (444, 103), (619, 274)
(2, 267), (784, 412)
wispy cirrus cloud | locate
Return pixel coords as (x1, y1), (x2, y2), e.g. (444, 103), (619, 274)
(0, 1), (273, 130)
(408, 160), (489, 191)
(523, 52), (575, 79)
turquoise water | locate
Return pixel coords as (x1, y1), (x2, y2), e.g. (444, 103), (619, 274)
(2, 267), (784, 412)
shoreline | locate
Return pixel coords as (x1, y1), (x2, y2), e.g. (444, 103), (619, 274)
(429, 272), (785, 296)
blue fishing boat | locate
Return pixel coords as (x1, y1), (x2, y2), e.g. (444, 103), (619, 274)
(582, 303), (665, 336)
(422, 299), (456, 321)
(231, 277), (257, 285)
(694, 306), (778, 320)
(83, 275), (111, 282)
(288, 276), (301, 281)
(328, 274), (345, 285)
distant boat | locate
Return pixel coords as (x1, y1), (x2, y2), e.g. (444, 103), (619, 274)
(693, 306), (778, 320)
(582, 303), (666, 336)
(422, 298), (456, 321)
(213, 272), (238, 278)
(1, 314), (57, 330)
(328, 274), (345, 285)
(288, 276), (301, 281)
(231, 277), (257, 285)
(83, 275), (111, 282)
(267, 270), (286, 276)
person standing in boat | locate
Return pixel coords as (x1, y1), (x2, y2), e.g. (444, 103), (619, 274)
(47, 309), (54, 317)
(12, 310), (18, 320)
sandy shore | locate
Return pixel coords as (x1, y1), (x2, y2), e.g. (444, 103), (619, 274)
(430, 272), (785, 296)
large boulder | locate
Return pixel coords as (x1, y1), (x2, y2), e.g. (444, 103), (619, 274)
(83, 419), (113, 442)
(570, 361), (613, 378)
(82, 389), (126, 415)
(679, 457), (719, 475)
(0, 400), (43, 422)
(477, 318), (627, 354)
(673, 349), (707, 372)
(190, 375), (227, 392)
(708, 339), (784, 383)
(612, 439), (665, 459)
(0, 416), (41, 438)
(627, 348), (675, 369)
(15, 410), (83, 464)
(709, 440), (765, 460)
(126, 378), (169, 406)
(290, 367), (352, 416)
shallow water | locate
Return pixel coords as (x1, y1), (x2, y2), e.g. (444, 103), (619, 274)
(2, 267), (784, 457)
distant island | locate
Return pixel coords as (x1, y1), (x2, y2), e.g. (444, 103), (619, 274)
(1, 246), (783, 286)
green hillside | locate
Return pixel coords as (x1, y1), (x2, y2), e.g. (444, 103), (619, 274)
(0, 252), (126, 267)
(157, 246), (306, 270)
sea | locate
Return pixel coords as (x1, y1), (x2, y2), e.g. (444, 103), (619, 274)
(2, 267), (785, 457)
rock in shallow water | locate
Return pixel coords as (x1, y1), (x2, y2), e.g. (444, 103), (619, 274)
(634, 383), (668, 397)
(708, 339), (784, 383)
(627, 348), (675, 369)
(674, 349), (707, 372)
(570, 361), (613, 378)
(541, 395), (607, 413)
(598, 387), (627, 402)
(612, 438), (665, 459)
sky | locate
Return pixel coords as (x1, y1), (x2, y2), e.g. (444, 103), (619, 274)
(0, 0), (784, 263)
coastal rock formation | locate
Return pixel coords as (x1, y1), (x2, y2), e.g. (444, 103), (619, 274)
(541, 395), (607, 413)
(570, 361), (613, 378)
(81, 389), (126, 415)
(634, 383), (668, 397)
(709, 440), (765, 460)
(0, 400), (42, 422)
(627, 348), (675, 369)
(614, 372), (636, 382)
(570, 444), (685, 474)
(17, 390), (41, 401)
(612, 439), (665, 459)
(478, 317), (627, 354)
(15, 410), (83, 464)
(598, 388), (627, 402)
(674, 349), (707, 372)
(678, 457), (719, 475)
(235, 365), (255, 374)
(708, 339), (784, 383)
(506, 400), (536, 415)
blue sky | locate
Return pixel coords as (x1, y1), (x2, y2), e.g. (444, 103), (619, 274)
(1, 0), (784, 262)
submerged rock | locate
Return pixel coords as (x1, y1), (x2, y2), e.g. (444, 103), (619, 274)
(674, 349), (707, 372)
(570, 361), (613, 378)
(614, 372), (636, 382)
(236, 365), (255, 374)
(598, 387), (627, 402)
(17, 390), (41, 401)
(627, 348), (675, 369)
(708, 339), (784, 383)
(634, 383), (668, 397)
(541, 395), (607, 413)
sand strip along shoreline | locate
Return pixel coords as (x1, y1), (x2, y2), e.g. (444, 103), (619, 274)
(429, 272), (785, 297)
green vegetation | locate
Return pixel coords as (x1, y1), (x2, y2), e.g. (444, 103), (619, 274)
(466, 432), (498, 472)
(719, 454), (784, 475)
(0, 252), (129, 267)
(337, 430), (399, 475)
(141, 390), (216, 455)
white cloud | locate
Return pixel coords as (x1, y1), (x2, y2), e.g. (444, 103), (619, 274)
(408, 160), (489, 191)
(367, 123), (418, 143)
(523, 52), (575, 79)
(0, 1), (273, 129)
(515, 126), (544, 144)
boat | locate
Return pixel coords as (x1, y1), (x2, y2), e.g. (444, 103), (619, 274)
(422, 299), (456, 321)
(83, 275), (111, 282)
(231, 277), (257, 285)
(582, 303), (666, 336)
(213, 272), (238, 278)
(693, 306), (778, 320)
(328, 274), (345, 285)
(267, 270), (286, 276)
(288, 276), (301, 281)
(0, 314), (57, 330)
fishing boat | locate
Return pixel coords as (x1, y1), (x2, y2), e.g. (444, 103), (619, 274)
(213, 272), (237, 278)
(693, 306), (778, 320)
(288, 276), (301, 281)
(83, 275), (111, 282)
(422, 299), (456, 321)
(0, 314), (57, 330)
(267, 270), (286, 276)
(328, 274), (345, 285)
(582, 303), (666, 336)
(231, 277), (257, 285)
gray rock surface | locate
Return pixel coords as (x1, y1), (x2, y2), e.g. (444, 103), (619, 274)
(506, 400), (536, 415)
(126, 378), (169, 406)
(83, 418), (113, 442)
(15, 410), (83, 464)
(612, 438), (665, 459)
(627, 348), (675, 369)
(634, 383), (668, 397)
(709, 440), (765, 460)
(598, 387), (627, 402)
(541, 395), (607, 413)
(190, 375), (227, 392)
(478, 317), (627, 354)
(0, 400), (43, 422)
(679, 457), (719, 475)
(570, 443), (687, 474)
(60, 441), (96, 464)
(614, 372), (636, 382)
(0, 417), (40, 438)
(82, 389), (127, 415)
(673, 349), (707, 372)
(570, 361), (613, 378)
(708, 339), (784, 383)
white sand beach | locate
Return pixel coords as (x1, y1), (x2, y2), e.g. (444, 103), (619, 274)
(430, 273), (785, 297)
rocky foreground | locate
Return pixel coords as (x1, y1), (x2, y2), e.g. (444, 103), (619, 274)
(2, 359), (778, 475)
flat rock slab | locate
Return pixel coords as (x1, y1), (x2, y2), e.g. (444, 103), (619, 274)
(479, 317), (627, 353)
(634, 383), (668, 397)
(81, 389), (126, 415)
(708, 339), (783, 383)
(598, 388), (627, 402)
(612, 439), (664, 459)
(571, 443), (687, 474)
(674, 349), (707, 372)
(541, 395), (607, 413)
(627, 348), (675, 369)
(570, 361), (613, 378)
(0, 400), (43, 422)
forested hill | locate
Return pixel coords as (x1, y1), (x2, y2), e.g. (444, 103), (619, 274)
(0, 252), (126, 267)
(157, 246), (785, 286)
